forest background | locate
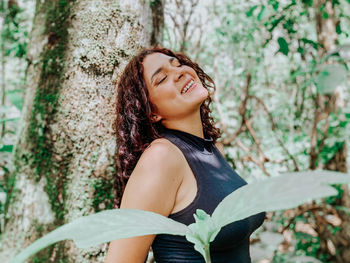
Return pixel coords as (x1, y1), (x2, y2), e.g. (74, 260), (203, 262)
(0, 0), (349, 262)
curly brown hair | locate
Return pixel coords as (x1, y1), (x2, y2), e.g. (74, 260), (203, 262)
(115, 46), (221, 206)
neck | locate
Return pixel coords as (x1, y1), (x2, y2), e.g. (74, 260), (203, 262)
(161, 109), (204, 138)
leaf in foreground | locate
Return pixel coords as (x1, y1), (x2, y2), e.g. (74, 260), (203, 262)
(11, 170), (350, 263)
(183, 170), (350, 260)
(209, 170), (350, 240)
(11, 209), (188, 263)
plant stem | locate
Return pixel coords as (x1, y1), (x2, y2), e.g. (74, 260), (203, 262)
(204, 244), (211, 263)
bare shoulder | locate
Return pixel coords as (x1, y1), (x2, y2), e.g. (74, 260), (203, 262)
(135, 137), (186, 189)
(120, 137), (185, 216)
(144, 137), (182, 159)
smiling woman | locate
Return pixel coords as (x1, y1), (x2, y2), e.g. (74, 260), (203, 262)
(105, 46), (265, 263)
(142, 52), (210, 130)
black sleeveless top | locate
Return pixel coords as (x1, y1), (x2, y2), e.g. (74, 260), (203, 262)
(151, 128), (266, 263)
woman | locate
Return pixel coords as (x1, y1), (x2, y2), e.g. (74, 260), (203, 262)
(105, 46), (265, 263)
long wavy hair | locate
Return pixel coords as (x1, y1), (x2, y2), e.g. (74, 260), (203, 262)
(115, 46), (221, 206)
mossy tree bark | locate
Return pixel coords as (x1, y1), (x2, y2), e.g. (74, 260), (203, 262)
(0, 0), (162, 262)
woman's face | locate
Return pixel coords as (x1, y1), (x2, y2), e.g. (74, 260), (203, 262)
(142, 52), (208, 123)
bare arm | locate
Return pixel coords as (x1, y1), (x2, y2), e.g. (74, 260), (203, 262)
(104, 139), (184, 263)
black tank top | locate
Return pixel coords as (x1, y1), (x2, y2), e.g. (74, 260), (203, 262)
(151, 128), (266, 263)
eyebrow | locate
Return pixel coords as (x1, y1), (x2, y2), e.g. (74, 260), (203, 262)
(150, 57), (176, 84)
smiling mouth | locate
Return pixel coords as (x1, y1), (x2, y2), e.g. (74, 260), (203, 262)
(181, 79), (195, 94)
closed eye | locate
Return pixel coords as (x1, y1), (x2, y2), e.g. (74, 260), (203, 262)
(158, 76), (167, 85)
(156, 60), (182, 85)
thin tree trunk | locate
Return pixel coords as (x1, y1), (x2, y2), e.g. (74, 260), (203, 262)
(0, 0), (158, 262)
(310, 1), (350, 261)
(0, 0), (6, 140)
(150, 0), (165, 46)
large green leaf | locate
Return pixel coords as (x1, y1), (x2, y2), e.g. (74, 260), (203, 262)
(211, 170), (349, 232)
(11, 209), (188, 263)
(189, 170), (350, 260)
(315, 64), (347, 94)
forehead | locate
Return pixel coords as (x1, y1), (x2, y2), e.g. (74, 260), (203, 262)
(143, 53), (174, 77)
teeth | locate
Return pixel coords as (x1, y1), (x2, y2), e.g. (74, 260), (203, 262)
(181, 80), (194, 94)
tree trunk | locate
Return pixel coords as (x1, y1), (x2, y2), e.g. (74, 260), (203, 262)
(310, 0), (350, 261)
(150, 0), (165, 46)
(0, 0), (159, 262)
(0, 0), (9, 140)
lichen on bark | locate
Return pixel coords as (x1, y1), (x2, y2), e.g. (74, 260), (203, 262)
(26, 0), (74, 221)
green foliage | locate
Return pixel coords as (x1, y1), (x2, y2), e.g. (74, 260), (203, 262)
(0, 2), (31, 210)
(186, 209), (219, 261)
(302, 0), (313, 7)
(277, 37), (289, 55)
(300, 38), (319, 50)
(257, 5), (266, 21)
(92, 178), (115, 212)
(10, 171), (350, 263)
(150, 0), (161, 8)
(295, 232), (320, 256)
(324, 184), (344, 204)
(0, 183), (5, 215)
(289, 216), (335, 262)
(266, 15), (285, 33)
(6, 89), (24, 110)
(0, 144), (13, 153)
(283, 18), (297, 34)
(268, 0), (279, 11)
(0, 117), (20, 123)
(246, 5), (258, 17)
(336, 22), (342, 35)
(0, 1), (27, 58)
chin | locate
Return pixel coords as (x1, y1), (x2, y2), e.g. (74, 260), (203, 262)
(198, 86), (209, 100)
(193, 90), (208, 108)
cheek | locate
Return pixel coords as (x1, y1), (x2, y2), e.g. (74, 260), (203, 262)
(157, 86), (178, 100)
(149, 88), (178, 110)
(188, 67), (200, 79)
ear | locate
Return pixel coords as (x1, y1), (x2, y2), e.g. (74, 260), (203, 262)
(151, 114), (162, 123)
